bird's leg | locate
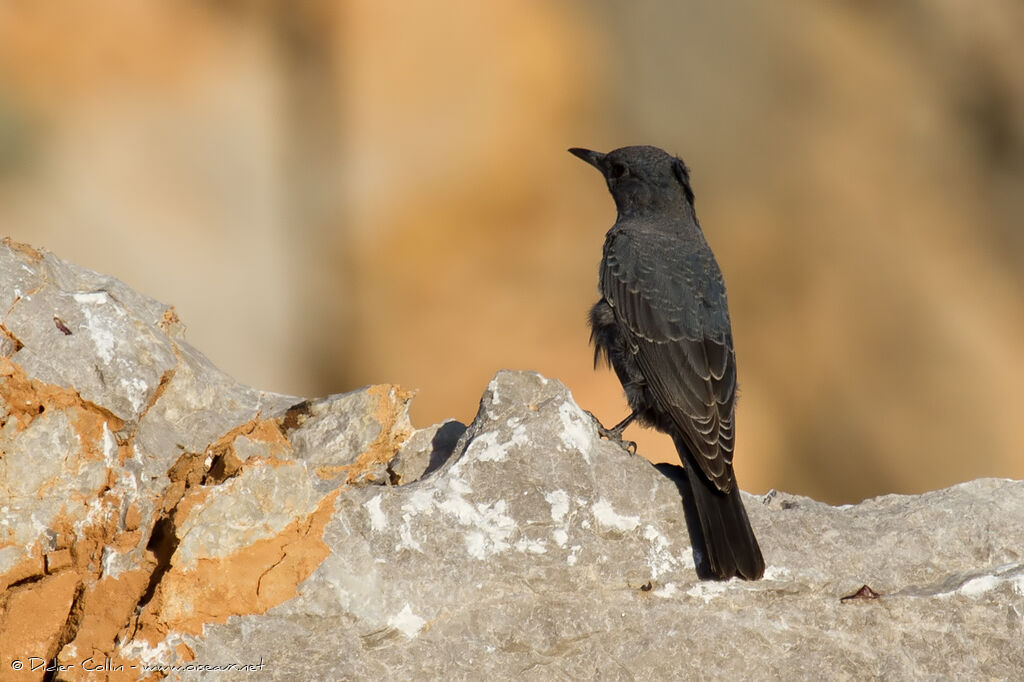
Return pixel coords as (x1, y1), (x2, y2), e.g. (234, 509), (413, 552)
(585, 410), (638, 455)
(604, 411), (636, 438)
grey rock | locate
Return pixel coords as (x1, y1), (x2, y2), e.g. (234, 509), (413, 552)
(287, 384), (417, 488)
(287, 391), (391, 468)
(4, 250), (179, 426)
(131, 340), (289, 480)
(173, 461), (323, 568)
(388, 418), (467, 484)
(0, 408), (105, 574)
(187, 371), (1024, 680)
(0, 240), (46, 319)
(1, 240), (1022, 681)
(0, 335), (16, 357)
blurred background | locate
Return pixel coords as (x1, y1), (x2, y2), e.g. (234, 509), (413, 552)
(1, 1), (1021, 504)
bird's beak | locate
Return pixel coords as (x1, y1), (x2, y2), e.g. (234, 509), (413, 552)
(568, 147), (606, 170)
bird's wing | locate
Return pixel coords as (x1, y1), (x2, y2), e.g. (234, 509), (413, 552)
(602, 228), (737, 492)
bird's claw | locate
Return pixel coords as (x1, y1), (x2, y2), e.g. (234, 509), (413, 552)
(601, 429), (637, 455)
(586, 411), (638, 456)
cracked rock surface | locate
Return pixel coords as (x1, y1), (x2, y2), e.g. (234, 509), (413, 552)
(1, 238), (1022, 680)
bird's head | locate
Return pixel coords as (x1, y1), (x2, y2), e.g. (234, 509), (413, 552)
(568, 145), (695, 217)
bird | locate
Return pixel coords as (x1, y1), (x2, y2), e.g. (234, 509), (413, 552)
(569, 145), (765, 580)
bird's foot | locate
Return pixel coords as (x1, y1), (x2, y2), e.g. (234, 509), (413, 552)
(584, 410), (638, 455)
(597, 422), (638, 455)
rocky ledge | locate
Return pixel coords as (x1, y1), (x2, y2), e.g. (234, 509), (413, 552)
(0, 239), (1021, 680)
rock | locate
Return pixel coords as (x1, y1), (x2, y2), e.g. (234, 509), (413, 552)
(1, 238), (1022, 680)
(387, 418), (467, 485)
(0, 239), (417, 677)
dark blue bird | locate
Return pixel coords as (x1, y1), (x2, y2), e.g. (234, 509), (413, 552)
(570, 145), (764, 580)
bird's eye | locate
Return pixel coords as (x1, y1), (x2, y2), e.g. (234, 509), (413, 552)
(610, 162), (627, 179)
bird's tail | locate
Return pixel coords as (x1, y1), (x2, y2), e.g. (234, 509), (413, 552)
(680, 449), (765, 581)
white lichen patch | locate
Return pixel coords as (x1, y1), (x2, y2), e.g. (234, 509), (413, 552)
(447, 476), (473, 497)
(396, 473), (524, 559)
(395, 467), (524, 560)
(485, 378), (502, 419)
(958, 574), (1002, 597)
(466, 431), (506, 463)
(467, 426), (529, 463)
(73, 292), (109, 306)
(438, 490), (478, 525)
(935, 565), (1024, 599)
(643, 524), (679, 578)
(653, 582), (679, 599)
(402, 488), (437, 516)
(396, 516), (423, 553)
(76, 293), (116, 363)
(686, 580), (729, 603)
(592, 498), (640, 532)
(101, 422), (117, 464)
(515, 538), (547, 554)
(388, 603), (426, 638)
(123, 375), (151, 414)
(460, 500), (516, 559)
(545, 490), (572, 548)
(510, 424), (529, 450)
(545, 490), (569, 523)
(101, 545), (124, 579)
(557, 401), (595, 461)
(74, 493), (117, 539)
(364, 494), (387, 532)
(762, 565), (791, 581)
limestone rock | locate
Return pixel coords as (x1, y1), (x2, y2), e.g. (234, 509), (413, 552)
(0, 239), (418, 678)
(1, 239), (1021, 680)
(190, 380), (1024, 680)
(387, 418), (466, 485)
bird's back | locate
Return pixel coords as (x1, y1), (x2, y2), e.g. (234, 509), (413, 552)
(601, 215), (732, 345)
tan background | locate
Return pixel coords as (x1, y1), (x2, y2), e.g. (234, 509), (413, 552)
(1, 1), (1021, 503)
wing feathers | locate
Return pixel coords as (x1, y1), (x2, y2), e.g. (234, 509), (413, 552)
(603, 230), (737, 492)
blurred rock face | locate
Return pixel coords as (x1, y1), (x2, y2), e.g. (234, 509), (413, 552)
(0, 1), (1021, 503)
(585, 0), (1024, 500)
